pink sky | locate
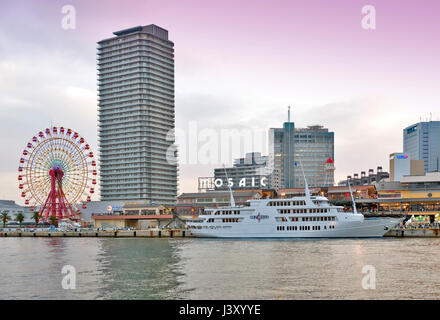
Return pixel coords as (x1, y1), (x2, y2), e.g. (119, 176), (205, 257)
(0, 0), (439, 203)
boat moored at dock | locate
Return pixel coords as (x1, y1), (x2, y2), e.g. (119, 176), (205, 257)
(186, 162), (402, 238)
(186, 195), (401, 238)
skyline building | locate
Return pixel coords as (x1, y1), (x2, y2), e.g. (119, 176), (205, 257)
(213, 152), (276, 190)
(403, 121), (440, 173)
(97, 25), (178, 204)
(389, 152), (424, 182)
(269, 115), (334, 188)
(338, 167), (389, 186)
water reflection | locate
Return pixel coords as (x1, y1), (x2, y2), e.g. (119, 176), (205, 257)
(0, 238), (184, 299)
(1, 238), (440, 299)
(172, 238), (440, 299)
(95, 238), (186, 299)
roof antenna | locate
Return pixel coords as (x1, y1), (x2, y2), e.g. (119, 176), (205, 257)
(223, 164), (235, 207)
(347, 178), (358, 215)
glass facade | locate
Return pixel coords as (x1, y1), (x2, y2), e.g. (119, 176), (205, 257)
(97, 25), (178, 204)
(403, 121), (440, 173)
(269, 123), (334, 188)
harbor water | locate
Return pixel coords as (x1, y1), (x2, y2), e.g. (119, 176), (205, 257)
(1, 237), (440, 299)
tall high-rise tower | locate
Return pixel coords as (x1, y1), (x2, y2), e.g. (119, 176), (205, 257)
(403, 121), (440, 173)
(97, 25), (178, 204)
(269, 109), (334, 188)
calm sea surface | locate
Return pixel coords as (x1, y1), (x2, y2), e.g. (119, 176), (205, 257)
(1, 237), (440, 299)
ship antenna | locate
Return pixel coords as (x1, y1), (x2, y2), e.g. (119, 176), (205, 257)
(223, 164), (236, 207)
(298, 160), (312, 205)
(347, 178), (358, 214)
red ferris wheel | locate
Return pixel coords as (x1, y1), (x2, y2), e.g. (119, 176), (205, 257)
(18, 127), (97, 222)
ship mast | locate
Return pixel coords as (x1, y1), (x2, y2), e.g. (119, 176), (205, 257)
(298, 160), (313, 206)
(223, 164), (236, 207)
(347, 178), (358, 214)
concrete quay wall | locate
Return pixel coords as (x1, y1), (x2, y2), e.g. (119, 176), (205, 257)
(5, 229), (440, 238)
(0, 229), (194, 238)
(385, 228), (440, 238)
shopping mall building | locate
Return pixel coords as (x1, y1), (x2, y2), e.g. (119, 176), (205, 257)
(176, 172), (440, 221)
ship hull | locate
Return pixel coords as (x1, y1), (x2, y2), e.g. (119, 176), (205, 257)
(189, 218), (402, 238)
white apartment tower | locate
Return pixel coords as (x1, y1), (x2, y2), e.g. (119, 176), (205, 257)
(97, 25), (178, 204)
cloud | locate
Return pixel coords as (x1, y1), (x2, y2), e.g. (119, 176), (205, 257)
(177, 95), (412, 193)
(0, 33), (97, 204)
(292, 97), (406, 183)
(1, 0), (438, 200)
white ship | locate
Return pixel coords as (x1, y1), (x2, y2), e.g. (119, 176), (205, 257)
(186, 163), (402, 238)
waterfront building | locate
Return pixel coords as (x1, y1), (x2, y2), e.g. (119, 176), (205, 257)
(373, 171), (440, 217)
(332, 172), (440, 218)
(269, 123), (334, 188)
(269, 122), (293, 189)
(338, 167), (389, 186)
(278, 185), (377, 210)
(97, 25), (178, 204)
(92, 202), (174, 229)
(0, 200), (33, 223)
(389, 152), (424, 182)
(324, 185), (377, 204)
(0, 200), (127, 225)
(403, 121), (440, 173)
(213, 152), (274, 190)
(175, 190), (273, 217)
(177, 171), (440, 221)
(283, 175), (440, 220)
(78, 200), (125, 222)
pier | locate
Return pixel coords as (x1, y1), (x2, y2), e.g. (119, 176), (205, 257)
(0, 229), (194, 238)
(385, 228), (440, 238)
(3, 228), (440, 238)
